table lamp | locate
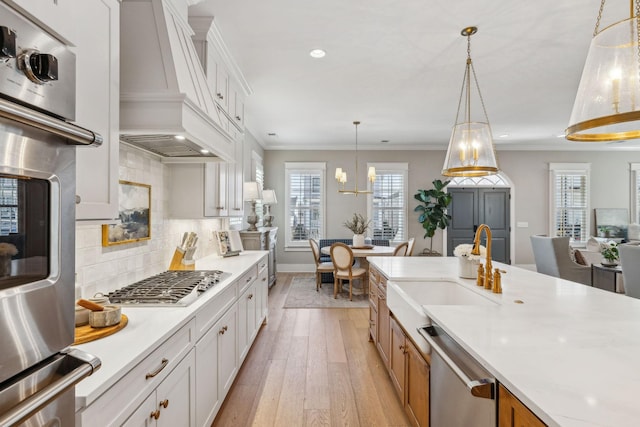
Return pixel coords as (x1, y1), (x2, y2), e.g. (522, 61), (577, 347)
(262, 189), (277, 227)
(243, 182), (262, 231)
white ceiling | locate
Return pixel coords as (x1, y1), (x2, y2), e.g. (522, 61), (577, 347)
(189, 0), (640, 151)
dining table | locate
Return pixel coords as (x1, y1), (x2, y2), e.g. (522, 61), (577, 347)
(320, 244), (397, 295)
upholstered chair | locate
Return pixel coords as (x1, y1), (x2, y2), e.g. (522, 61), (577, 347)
(619, 244), (640, 299)
(309, 239), (334, 291)
(407, 238), (416, 256)
(330, 242), (367, 300)
(530, 235), (591, 285)
(393, 241), (409, 256)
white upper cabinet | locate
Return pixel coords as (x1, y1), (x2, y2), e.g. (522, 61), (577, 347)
(5, 0), (77, 43)
(74, 0), (120, 220)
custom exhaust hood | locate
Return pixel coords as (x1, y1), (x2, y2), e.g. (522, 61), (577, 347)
(119, 0), (235, 162)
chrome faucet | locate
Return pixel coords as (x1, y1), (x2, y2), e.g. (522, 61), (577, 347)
(472, 224), (493, 291)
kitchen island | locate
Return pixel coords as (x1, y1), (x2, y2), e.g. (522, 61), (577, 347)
(369, 256), (640, 427)
(73, 251), (268, 426)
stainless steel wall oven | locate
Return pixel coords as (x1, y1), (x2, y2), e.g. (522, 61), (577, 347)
(0, 3), (102, 426)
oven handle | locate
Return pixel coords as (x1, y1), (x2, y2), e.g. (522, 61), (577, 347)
(0, 97), (103, 147)
(0, 348), (101, 427)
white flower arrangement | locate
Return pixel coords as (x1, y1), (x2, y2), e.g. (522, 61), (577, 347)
(453, 243), (486, 261)
(0, 242), (18, 257)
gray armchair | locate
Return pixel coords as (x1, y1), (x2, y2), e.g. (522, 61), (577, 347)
(619, 244), (640, 299)
(530, 235), (591, 285)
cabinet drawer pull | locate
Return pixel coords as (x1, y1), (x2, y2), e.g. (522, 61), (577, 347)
(145, 358), (169, 379)
(150, 410), (161, 420)
(235, 115), (241, 121)
(248, 293), (254, 299)
(216, 206), (225, 210)
(262, 277), (266, 282)
(219, 325), (228, 334)
(246, 277), (253, 283)
(217, 93), (224, 100)
(233, 208), (241, 211)
(159, 399), (169, 409)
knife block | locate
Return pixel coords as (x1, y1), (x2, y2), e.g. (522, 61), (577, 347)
(169, 247), (195, 271)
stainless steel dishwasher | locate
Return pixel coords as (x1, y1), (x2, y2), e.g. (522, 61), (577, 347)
(419, 323), (496, 427)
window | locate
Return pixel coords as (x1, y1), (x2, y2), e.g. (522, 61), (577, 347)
(367, 163), (408, 243)
(0, 177), (18, 235)
(631, 163), (640, 224)
(549, 163), (590, 245)
(285, 162), (325, 248)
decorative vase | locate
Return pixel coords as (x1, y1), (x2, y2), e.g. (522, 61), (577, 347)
(602, 257), (618, 267)
(458, 256), (479, 279)
(353, 234), (365, 248)
(0, 255), (11, 277)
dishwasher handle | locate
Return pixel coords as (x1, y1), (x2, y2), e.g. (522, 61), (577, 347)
(418, 325), (495, 400)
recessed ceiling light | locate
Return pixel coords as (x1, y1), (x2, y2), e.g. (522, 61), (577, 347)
(174, 135), (186, 140)
(200, 149), (209, 154)
(309, 49), (326, 58)
(498, 133), (509, 138)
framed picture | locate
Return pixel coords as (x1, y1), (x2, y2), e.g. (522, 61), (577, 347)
(102, 181), (151, 246)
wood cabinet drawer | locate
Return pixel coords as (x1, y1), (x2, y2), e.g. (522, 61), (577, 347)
(196, 283), (236, 340)
(78, 319), (195, 426)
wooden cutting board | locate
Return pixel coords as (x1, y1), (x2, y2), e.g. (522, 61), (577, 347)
(74, 314), (128, 345)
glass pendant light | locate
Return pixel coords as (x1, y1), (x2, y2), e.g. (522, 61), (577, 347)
(335, 121), (375, 195)
(567, 0), (640, 141)
(442, 27), (499, 177)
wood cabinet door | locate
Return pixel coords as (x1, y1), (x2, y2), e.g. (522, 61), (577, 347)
(376, 288), (391, 367)
(498, 384), (546, 427)
(389, 317), (406, 401)
(405, 339), (429, 427)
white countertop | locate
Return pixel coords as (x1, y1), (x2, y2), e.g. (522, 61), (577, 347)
(73, 251), (267, 411)
(369, 257), (640, 427)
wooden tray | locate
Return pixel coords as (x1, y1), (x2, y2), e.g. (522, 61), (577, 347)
(350, 245), (374, 249)
(74, 314), (128, 345)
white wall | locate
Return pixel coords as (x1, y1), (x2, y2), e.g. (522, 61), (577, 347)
(263, 149), (640, 267)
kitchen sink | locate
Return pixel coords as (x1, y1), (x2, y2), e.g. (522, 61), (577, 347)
(387, 279), (497, 351)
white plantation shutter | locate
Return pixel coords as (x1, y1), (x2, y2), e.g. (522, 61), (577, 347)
(285, 162), (326, 247)
(632, 164), (640, 224)
(367, 163), (408, 243)
(549, 163), (590, 245)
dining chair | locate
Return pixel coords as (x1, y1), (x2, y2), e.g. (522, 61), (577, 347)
(393, 241), (409, 256)
(407, 237), (415, 256)
(309, 239), (334, 291)
(330, 242), (367, 300)
(530, 235), (591, 285)
(619, 244), (640, 299)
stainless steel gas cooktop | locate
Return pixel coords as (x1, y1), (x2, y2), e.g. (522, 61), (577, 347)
(108, 270), (229, 306)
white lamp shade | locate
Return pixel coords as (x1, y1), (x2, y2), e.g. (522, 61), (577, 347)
(442, 122), (498, 177)
(261, 189), (277, 204)
(243, 182), (262, 201)
(567, 16), (640, 141)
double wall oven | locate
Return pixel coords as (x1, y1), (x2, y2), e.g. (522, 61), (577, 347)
(0, 3), (102, 426)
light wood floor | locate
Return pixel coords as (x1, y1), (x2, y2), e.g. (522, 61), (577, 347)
(213, 272), (412, 427)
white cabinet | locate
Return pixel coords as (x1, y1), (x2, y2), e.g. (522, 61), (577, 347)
(123, 349), (196, 427)
(205, 162), (229, 217)
(77, 320), (195, 426)
(74, 0), (120, 220)
(228, 82), (245, 130)
(238, 277), (257, 363)
(168, 139), (242, 219)
(195, 302), (238, 427)
(5, 0), (76, 43)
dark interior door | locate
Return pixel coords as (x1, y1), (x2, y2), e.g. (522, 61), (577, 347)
(447, 188), (511, 264)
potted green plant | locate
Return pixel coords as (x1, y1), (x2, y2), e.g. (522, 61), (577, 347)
(414, 179), (452, 255)
(343, 213), (371, 247)
(601, 241), (619, 266)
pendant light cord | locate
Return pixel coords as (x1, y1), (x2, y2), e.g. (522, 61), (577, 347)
(452, 30), (491, 126)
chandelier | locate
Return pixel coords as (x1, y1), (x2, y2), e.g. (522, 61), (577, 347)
(442, 27), (499, 177)
(335, 121), (376, 195)
(566, 0), (640, 141)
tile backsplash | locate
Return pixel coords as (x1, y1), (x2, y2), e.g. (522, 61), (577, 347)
(74, 145), (234, 299)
